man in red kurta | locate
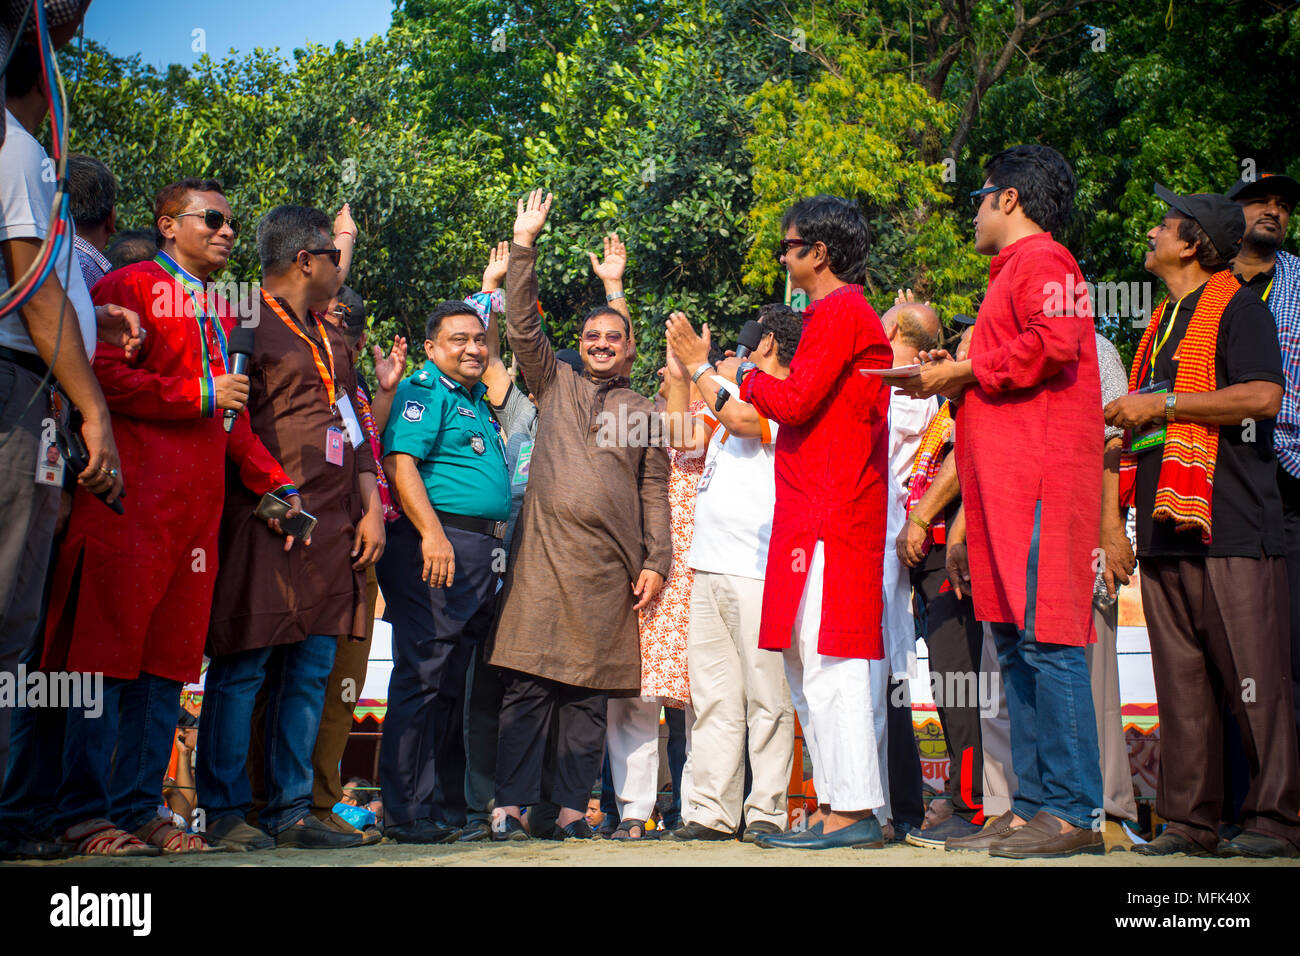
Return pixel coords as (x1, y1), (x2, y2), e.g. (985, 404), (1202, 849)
(41, 178), (296, 855)
(720, 195), (892, 851)
(897, 145), (1103, 858)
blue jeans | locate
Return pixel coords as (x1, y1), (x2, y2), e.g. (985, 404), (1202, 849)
(196, 635), (336, 834)
(988, 501), (1102, 830)
(53, 672), (183, 833)
(0, 641), (65, 838)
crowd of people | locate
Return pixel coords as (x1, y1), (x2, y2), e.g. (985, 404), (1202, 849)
(1, 2), (1299, 862)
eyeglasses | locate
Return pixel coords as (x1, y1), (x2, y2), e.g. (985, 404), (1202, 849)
(773, 238), (814, 262)
(581, 329), (624, 344)
(969, 185), (1008, 209)
(174, 209), (241, 235)
(303, 248), (342, 267)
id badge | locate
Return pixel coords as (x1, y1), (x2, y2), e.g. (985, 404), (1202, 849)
(1129, 381), (1169, 454)
(335, 393), (365, 449)
(697, 461), (716, 492)
(512, 439), (534, 485)
(34, 422), (65, 486)
(326, 426), (345, 466)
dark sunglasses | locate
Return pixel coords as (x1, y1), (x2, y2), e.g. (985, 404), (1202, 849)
(969, 185), (1008, 209)
(303, 248), (342, 267)
(175, 209), (241, 235)
(773, 238), (815, 262)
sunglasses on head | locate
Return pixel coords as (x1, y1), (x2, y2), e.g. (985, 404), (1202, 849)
(174, 209), (241, 235)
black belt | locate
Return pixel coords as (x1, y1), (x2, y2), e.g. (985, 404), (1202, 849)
(436, 510), (506, 540)
(0, 344), (49, 379)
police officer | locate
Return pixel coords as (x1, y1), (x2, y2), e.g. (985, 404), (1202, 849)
(376, 299), (511, 844)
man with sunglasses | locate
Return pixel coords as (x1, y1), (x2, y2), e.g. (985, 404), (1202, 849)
(487, 189), (670, 840)
(21, 177), (298, 857)
(199, 204), (385, 851)
(896, 145), (1105, 858)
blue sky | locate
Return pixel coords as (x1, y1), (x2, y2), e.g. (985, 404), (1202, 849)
(84, 0), (395, 68)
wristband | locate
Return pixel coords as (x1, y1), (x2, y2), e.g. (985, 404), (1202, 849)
(605, 290), (626, 303)
(691, 363), (713, 384)
(908, 513), (931, 533)
(1164, 393), (1177, 424)
(735, 360), (758, 389)
(336, 229), (357, 241)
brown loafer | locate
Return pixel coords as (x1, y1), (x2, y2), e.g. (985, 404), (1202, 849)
(989, 810), (1103, 859)
(944, 810), (1017, 852)
(1132, 830), (1212, 857)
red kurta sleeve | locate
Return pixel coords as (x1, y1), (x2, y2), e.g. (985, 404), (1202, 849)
(225, 411), (296, 498)
(970, 248), (1087, 394)
(90, 272), (214, 419)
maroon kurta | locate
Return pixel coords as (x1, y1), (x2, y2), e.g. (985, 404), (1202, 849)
(740, 284), (893, 659)
(205, 295), (376, 656)
(957, 231), (1102, 646)
(42, 261), (293, 683)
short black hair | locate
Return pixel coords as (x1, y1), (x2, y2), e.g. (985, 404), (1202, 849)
(425, 299), (482, 340)
(5, 43), (40, 99)
(105, 229), (157, 270)
(256, 205), (332, 273)
(336, 285), (366, 340)
(153, 177), (225, 244)
(580, 305), (630, 338)
(757, 303), (803, 365)
(780, 195), (870, 286)
(983, 145), (1077, 234)
(67, 154), (117, 230)
(1175, 215), (1230, 273)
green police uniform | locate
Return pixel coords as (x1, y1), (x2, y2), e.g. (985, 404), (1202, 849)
(382, 360), (510, 522)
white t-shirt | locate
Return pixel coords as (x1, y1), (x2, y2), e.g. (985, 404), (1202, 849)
(687, 407), (779, 580)
(0, 110), (96, 359)
(888, 390), (937, 492)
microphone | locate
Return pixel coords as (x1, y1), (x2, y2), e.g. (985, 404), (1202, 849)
(223, 325), (255, 433)
(716, 319), (765, 412)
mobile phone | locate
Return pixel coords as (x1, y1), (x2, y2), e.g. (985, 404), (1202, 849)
(55, 415), (125, 514)
(254, 492), (318, 540)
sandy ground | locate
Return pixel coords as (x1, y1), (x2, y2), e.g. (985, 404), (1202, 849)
(5, 838), (1297, 868)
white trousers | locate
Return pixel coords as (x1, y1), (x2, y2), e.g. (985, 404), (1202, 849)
(783, 541), (886, 813)
(683, 571), (794, 832)
(605, 697), (662, 822)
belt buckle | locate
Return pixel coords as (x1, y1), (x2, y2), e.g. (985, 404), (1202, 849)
(493, 520), (507, 539)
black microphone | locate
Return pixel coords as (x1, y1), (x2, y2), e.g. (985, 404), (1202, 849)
(223, 325), (255, 433)
(715, 319), (765, 412)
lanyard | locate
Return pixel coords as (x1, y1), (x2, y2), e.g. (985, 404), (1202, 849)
(1263, 276), (1274, 302)
(154, 252), (228, 379)
(261, 292), (338, 410)
(1148, 290), (1189, 385)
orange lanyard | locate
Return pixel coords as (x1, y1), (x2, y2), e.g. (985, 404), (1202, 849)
(261, 292), (338, 410)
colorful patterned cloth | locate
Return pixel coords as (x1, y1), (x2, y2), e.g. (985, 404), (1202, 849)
(355, 384), (398, 522)
(905, 400), (954, 551)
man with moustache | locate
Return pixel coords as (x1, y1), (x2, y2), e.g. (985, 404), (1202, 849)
(1227, 173), (1300, 755)
(1105, 185), (1300, 858)
(488, 189), (670, 841)
(199, 205), (385, 851)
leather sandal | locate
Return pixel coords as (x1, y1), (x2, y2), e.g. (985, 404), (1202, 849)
(135, 817), (220, 853)
(59, 818), (160, 857)
(611, 818), (653, 841)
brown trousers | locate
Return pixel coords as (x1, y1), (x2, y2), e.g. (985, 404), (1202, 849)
(248, 567), (377, 820)
(1140, 555), (1300, 850)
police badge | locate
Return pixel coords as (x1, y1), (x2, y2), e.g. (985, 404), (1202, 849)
(402, 400), (425, 423)
(470, 435), (486, 455)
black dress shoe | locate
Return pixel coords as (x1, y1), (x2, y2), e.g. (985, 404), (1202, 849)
(0, 834), (72, 860)
(276, 815), (365, 849)
(741, 821), (782, 844)
(760, 817), (883, 850)
(1132, 831), (1211, 857)
(457, 820), (492, 842)
(559, 819), (594, 840)
(385, 820), (461, 844)
(491, 815), (530, 842)
(1218, 831), (1298, 858)
(206, 815), (275, 852)
(664, 821), (736, 842)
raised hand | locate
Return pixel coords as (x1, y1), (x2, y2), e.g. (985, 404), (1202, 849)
(513, 189), (553, 248)
(373, 335), (408, 393)
(588, 232), (627, 284)
(333, 202), (357, 241)
(482, 240), (510, 291)
(665, 311), (711, 370)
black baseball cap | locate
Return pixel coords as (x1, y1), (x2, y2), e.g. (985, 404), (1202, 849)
(1226, 172), (1300, 210)
(1153, 183), (1245, 260)
(951, 312), (976, 327)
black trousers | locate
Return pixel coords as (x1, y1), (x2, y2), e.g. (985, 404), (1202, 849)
(377, 516), (500, 827)
(1280, 466), (1300, 761)
(912, 554), (985, 817)
(495, 670), (607, 812)
(886, 676), (924, 828)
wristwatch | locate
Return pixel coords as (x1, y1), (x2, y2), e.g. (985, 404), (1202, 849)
(735, 360), (758, 389)
(1165, 393), (1177, 424)
(691, 362), (713, 384)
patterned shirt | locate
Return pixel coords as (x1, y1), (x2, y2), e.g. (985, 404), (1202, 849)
(1253, 250), (1300, 478)
(74, 233), (110, 291)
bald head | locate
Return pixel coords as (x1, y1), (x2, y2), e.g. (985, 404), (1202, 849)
(881, 302), (940, 353)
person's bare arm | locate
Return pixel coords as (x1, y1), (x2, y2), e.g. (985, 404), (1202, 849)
(664, 342), (710, 452)
(665, 311), (764, 438)
(2, 236), (121, 501)
(384, 452), (455, 587)
(333, 203), (357, 289)
(369, 335), (407, 433)
(896, 451), (958, 567)
(481, 241), (513, 406)
(1099, 435), (1134, 598)
(1105, 382), (1282, 430)
(590, 232), (628, 321)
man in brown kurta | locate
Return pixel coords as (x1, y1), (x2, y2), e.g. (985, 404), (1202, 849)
(196, 206), (385, 851)
(489, 190), (671, 839)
